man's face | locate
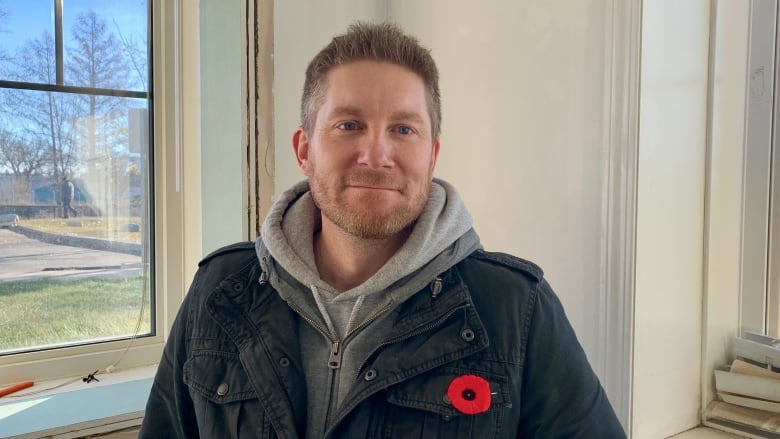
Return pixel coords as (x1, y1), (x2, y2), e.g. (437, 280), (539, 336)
(293, 60), (440, 240)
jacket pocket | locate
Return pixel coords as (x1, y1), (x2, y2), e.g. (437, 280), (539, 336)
(382, 367), (511, 439)
(184, 351), (276, 439)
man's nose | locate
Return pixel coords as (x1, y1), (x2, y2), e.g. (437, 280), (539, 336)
(357, 129), (393, 168)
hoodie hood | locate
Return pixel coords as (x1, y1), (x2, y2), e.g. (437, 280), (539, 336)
(257, 178), (480, 338)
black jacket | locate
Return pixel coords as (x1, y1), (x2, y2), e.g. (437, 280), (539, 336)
(139, 242), (626, 438)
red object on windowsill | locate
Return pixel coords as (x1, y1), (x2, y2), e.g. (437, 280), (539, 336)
(446, 374), (491, 415)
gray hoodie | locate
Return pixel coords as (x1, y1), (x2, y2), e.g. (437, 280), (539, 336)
(257, 178), (480, 437)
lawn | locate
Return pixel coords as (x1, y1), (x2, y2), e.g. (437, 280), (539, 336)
(0, 276), (151, 353)
(18, 217), (143, 244)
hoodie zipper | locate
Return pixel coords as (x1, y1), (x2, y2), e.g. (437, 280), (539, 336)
(285, 300), (338, 354)
(285, 297), (393, 433)
(285, 299), (341, 433)
(325, 302), (470, 438)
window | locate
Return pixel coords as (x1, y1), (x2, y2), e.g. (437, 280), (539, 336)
(0, 0), (152, 355)
(0, 0), (198, 385)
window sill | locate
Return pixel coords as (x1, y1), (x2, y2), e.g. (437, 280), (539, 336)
(670, 426), (749, 439)
(0, 365), (155, 438)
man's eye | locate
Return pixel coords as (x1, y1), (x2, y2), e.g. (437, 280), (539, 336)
(338, 122), (358, 131)
(397, 125), (412, 135)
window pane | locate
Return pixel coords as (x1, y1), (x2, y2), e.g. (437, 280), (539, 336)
(0, 0), (55, 82)
(63, 1), (148, 91)
(0, 1), (152, 355)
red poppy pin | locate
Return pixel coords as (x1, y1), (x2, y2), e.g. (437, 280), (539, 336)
(446, 374), (492, 415)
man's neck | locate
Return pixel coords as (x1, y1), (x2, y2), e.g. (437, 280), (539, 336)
(313, 220), (411, 293)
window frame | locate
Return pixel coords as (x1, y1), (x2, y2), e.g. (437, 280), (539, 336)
(0, 0), (202, 386)
(738, 0), (777, 338)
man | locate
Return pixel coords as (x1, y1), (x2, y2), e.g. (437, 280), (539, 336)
(140, 22), (625, 438)
(61, 176), (77, 219)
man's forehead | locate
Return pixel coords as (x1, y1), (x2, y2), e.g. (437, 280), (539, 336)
(319, 62), (429, 117)
(322, 61), (426, 94)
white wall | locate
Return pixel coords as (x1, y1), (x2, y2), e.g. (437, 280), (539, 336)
(632, 1), (710, 437)
(200, 1), (245, 255)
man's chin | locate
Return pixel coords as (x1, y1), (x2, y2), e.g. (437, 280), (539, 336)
(329, 210), (412, 240)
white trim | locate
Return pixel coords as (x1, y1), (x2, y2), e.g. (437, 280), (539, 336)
(600, 0), (642, 431)
(701, 0), (752, 428)
(739, 0), (776, 336)
(766, 0), (780, 338)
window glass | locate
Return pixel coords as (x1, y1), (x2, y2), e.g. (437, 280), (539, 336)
(0, 0), (152, 354)
(62, 1), (148, 91)
(0, 0), (54, 78)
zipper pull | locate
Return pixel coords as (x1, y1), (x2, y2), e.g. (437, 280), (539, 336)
(328, 341), (341, 369)
(431, 277), (443, 298)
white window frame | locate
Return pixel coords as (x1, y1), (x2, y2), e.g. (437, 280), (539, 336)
(0, 0), (203, 386)
(739, 0), (777, 338)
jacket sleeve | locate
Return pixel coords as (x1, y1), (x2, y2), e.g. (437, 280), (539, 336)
(138, 273), (200, 439)
(517, 279), (626, 438)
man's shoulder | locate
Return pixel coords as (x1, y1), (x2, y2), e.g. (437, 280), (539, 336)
(462, 249), (544, 283)
(198, 241), (257, 267)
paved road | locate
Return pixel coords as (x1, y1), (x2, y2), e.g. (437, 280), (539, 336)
(0, 228), (143, 282)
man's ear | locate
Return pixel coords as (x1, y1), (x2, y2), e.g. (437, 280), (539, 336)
(429, 138), (441, 174)
(292, 127), (310, 175)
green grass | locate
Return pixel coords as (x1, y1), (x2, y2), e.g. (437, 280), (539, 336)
(19, 217), (143, 244)
(0, 276), (151, 352)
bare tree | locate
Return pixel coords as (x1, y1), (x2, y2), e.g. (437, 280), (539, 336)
(113, 18), (148, 92)
(68, 10), (132, 162)
(0, 1), (12, 64)
(3, 32), (79, 185)
(0, 128), (46, 200)
(0, 9), (141, 210)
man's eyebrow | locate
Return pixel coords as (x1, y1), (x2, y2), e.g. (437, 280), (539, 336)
(327, 106), (363, 119)
(389, 111), (426, 125)
(325, 107), (426, 125)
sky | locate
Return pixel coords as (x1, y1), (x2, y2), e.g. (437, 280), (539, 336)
(0, 0), (150, 160)
(0, 0), (147, 62)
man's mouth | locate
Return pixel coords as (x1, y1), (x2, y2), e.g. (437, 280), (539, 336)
(344, 174), (400, 191)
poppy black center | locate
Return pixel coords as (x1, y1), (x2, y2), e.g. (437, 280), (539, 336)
(461, 389), (476, 401)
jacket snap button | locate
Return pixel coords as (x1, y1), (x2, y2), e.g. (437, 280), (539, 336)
(441, 414), (453, 422)
(279, 357), (290, 367)
(461, 328), (475, 342)
(216, 383), (229, 396)
(364, 369), (377, 381)
(233, 283), (243, 292)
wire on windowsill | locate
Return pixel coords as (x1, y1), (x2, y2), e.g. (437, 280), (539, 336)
(5, 250), (151, 399)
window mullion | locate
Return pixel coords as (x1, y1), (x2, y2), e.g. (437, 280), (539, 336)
(54, 0), (64, 85)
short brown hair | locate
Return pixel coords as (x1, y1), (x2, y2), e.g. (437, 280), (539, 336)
(301, 21), (441, 139)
